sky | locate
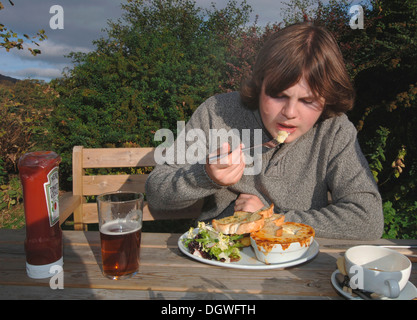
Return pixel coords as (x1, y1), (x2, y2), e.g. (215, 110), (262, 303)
(0, 0), (359, 82)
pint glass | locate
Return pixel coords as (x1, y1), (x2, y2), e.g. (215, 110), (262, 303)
(97, 191), (143, 280)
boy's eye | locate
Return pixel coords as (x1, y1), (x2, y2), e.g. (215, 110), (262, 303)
(301, 99), (314, 104)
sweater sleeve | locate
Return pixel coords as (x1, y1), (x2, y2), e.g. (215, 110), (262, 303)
(284, 118), (384, 240)
(145, 97), (225, 211)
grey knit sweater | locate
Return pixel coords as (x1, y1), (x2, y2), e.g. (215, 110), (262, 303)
(145, 92), (384, 240)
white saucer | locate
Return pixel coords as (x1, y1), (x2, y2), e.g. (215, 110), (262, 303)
(331, 270), (417, 300)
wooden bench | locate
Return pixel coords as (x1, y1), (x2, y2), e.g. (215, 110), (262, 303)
(59, 146), (202, 230)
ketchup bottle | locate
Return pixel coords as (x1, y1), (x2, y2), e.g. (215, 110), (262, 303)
(18, 151), (63, 279)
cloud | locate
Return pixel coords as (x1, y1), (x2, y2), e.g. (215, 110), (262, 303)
(15, 39), (91, 64)
(0, 0), (124, 81)
(12, 67), (64, 80)
(0, 39), (90, 81)
(1, 0), (125, 49)
(0, 0), (288, 82)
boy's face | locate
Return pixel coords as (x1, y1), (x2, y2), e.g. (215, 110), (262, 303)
(259, 77), (325, 144)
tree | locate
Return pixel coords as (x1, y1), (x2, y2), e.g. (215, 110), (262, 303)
(351, 0), (417, 238)
(0, 79), (58, 172)
(48, 0), (253, 185)
(282, 0), (323, 25)
(0, 0), (47, 55)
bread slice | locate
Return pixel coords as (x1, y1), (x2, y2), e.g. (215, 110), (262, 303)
(212, 211), (264, 234)
(211, 203), (275, 235)
(256, 203), (274, 218)
(266, 213), (285, 227)
(260, 221), (283, 237)
(254, 213), (286, 237)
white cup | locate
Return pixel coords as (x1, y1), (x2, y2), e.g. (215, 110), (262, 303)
(344, 245), (411, 298)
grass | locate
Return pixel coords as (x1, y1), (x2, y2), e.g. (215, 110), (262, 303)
(0, 202), (25, 229)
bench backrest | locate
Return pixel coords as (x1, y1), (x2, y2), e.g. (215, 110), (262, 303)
(70, 146), (201, 230)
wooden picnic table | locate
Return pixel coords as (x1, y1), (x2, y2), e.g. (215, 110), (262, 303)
(1, 228), (416, 300)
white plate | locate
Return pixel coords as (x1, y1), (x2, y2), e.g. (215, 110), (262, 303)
(331, 270), (417, 300)
(177, 229), (319, 270)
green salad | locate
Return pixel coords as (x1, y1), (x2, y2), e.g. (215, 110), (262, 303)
(183, 222), (243, 263)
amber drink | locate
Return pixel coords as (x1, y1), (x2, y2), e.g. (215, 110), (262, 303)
(97, 192), (143, 280)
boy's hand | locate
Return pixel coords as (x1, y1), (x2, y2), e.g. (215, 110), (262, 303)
(205, 143), (245, 186)
(234, 193), (265, 212)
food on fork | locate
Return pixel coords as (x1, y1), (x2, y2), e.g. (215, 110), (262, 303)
(276, 130), (290, 143)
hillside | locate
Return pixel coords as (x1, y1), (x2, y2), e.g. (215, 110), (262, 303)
(0, 74), (19, 84)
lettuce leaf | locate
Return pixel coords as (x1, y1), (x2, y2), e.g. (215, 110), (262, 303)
(184, 222), (243, 262)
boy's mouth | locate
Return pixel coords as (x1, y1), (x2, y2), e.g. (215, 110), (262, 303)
(277, 123), (296, 133)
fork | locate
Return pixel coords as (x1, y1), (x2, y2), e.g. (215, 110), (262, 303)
(207, 138), (282, 162)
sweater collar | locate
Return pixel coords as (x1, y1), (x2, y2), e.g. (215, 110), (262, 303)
(251, 108), (273, 141)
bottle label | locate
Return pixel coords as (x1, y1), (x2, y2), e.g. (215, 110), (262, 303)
(44, 166), (60, 226)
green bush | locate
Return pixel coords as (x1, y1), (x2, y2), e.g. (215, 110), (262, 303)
(0, 175), (22, 211)
(0, 79), (57, 172)
(283, 0), (417, 238)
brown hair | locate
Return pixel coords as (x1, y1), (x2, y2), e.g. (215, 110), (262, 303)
(240, 22), (354, 120)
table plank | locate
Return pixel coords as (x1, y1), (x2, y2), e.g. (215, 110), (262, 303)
(1, 229), (417, 300)
(0, 262), (340, 299)
(0, 284), (334, 300)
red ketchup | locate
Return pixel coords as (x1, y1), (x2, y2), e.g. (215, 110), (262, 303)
(18, 151), (63, 279)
